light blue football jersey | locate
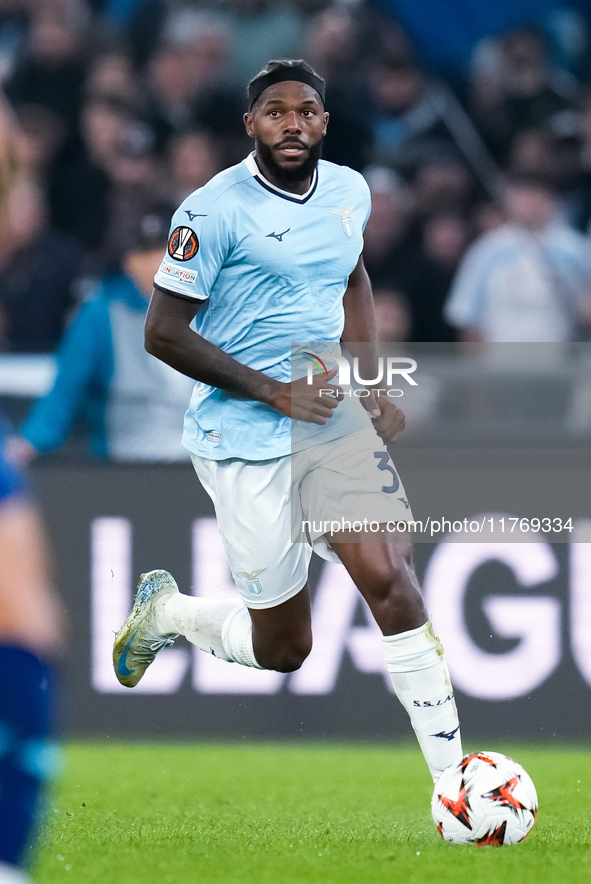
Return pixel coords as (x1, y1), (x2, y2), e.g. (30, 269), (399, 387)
(153, 153), (373, 460)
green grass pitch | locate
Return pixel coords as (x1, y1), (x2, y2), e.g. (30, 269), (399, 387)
(33, 742), (591, 884)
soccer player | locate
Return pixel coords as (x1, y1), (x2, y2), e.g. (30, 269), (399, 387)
(113, 60), (462, 783)
(0, 418), (63, 883)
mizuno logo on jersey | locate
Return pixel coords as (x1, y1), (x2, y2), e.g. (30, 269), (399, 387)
(266, 228), (290, 242)
(168, 226), (199, 261)
(330, 206), (354, 237)
(185, 210), (208, 221)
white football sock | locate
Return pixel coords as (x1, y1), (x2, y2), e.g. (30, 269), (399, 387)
(157, 594), (243, 663)
(220, 604), (264, 669)
(383, 620), (462, 782)
(157, 594), (264, 669)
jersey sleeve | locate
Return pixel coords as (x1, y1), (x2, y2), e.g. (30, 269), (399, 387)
(153, 195), (232, 301)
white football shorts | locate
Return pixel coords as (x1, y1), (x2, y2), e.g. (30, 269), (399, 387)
(192, 427), (413, 609)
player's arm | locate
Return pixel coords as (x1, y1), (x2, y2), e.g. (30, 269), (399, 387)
(145, 287), (340, 424)
(341, 256), (406, 442)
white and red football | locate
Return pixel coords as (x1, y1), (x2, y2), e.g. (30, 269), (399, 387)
(432, 751), (538, 846)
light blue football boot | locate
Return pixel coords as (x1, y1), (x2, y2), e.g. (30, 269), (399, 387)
(113, 569), (179, 687)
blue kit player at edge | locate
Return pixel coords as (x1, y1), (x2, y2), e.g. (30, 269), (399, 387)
(0, 416), (63, 884)
(113, 59), (462, 784)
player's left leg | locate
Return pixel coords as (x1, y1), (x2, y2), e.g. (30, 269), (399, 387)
(331, 535), (462, 783)
(113, 452), (314, 686)
(113, 567), (313, 687)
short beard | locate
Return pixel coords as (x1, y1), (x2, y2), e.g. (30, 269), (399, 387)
(256, 137), (324, 185)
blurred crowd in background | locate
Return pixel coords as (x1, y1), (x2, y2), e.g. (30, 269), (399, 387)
(1, 0), (591, 457)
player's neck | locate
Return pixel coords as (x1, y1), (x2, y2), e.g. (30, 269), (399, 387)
(252, 152), (314, 196)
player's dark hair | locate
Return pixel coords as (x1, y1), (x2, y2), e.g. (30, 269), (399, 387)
(247, 59), (326, 110)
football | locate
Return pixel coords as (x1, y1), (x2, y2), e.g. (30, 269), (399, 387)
(432, 751), (538, 846)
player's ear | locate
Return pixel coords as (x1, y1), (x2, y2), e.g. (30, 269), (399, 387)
(322, 111), (329, 136)
(244, 112), (255, 138)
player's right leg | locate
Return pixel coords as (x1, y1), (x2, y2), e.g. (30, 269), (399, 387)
(113, 454), (313, 686)
(300, 427), (462, 783)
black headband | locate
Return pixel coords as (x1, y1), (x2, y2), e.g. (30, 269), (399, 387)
(248, 66), (325, 110)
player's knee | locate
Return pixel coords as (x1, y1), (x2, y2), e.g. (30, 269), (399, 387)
(256, 633), (312, 672)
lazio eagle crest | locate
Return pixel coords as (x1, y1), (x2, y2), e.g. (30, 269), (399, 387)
(330, 206), (354, 237)
(237, 567), (266, 595)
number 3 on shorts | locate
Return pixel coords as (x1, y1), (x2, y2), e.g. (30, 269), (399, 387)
(373, 451), (399, 493)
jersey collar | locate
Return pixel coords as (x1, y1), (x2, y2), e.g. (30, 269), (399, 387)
(245, 151), (318, 204)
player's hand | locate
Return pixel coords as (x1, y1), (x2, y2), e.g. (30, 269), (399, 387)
(363, 392), (406, 442)
(273, 366), (343, 424)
